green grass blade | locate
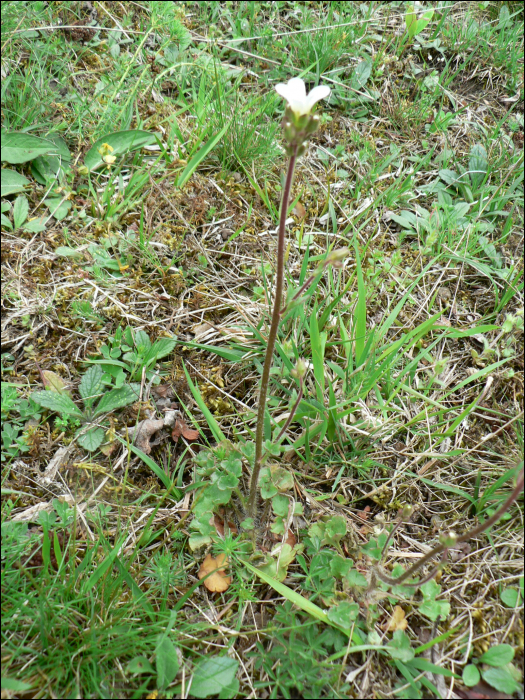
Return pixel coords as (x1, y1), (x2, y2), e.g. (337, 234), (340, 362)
(354, 244), (366, 365)
(239, 557), (349, 636)
(176, 123), (229, 188)
(182, 361), (226, 444)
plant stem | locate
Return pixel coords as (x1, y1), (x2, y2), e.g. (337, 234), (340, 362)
(247, 147), (298, 520)
(375, 466), (524, 587)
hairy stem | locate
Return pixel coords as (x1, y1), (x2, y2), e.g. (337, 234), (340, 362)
(248, 148), (298, 520)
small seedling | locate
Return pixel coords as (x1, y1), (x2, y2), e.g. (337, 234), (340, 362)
(86, 325), (177, 387)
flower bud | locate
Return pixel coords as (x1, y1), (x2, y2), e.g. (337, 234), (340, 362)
(327, 247), (350, 263)
(290, 358), (308, 379)
(439, 531), (457, 548)
(399, 504), (414, 521)
(304, 114), (321, 135)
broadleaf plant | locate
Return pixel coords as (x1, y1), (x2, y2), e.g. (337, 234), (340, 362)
(31, 364), (138, 452)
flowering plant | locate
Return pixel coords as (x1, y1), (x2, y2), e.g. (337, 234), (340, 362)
(247, 78), (339, 520)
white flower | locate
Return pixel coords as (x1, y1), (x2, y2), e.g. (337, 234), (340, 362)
(275, 77), (330, 116)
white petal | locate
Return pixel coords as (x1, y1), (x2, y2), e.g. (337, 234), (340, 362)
(275, 77), (308, 114)
(305, 85), (331, 111)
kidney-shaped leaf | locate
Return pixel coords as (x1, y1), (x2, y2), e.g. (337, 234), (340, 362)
(84, 130), (157, 171)
(1, 133), (56, 164)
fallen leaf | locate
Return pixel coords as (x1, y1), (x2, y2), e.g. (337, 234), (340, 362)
(358, 505), (371, 520)
(192, 322), (214, 340)
(293, 201), (306, 219)
(198, 553), (231, 592)
(214, 514), (238, 537)
(385, 605), (408, 632)
(285, 530), (297, 547)
(171, 417), (199, 443)
(132, 418), (164, 454)
(270, 529), (296, 547)
(151, 384), (175, 399)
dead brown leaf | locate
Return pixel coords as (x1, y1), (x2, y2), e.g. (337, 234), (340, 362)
(214, 514), (238, 537)
(151, 384), (175, 399)
(293, 201), (306, 219)
(198, 553), (231, 592)
(171, 417), (199, 443)
(132, 418), (164, 454)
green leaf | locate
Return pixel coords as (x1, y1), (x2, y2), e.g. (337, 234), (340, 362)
(479, 644), (514, 667)
(272, 494), (289, 517)
(133, 329), (152, 353)
(240, 556), (347, 633)
(1, 678), (33, 691)
(156, 637), (180, 689)
(469, 144), (488, 190)
(439, 169), (460, 186)
(77, 427), (105, 452)
(327, 601), (359, 630)
(116, 437), (176, 492)
(407, 658), (458, 678)
(30, 390), (83, 417)
(418, 599), (450, 622)
(259, 468), (278, 499)
(500, 586), (521, 608)
(54, 245), (83, 258)
(44, 197), (72, 221)
(416, 9), (434, 34)
(1, 213), (13, 230)
(218, 677), (239, 699)
(309, 309), (326, 401)
(419, 580), (450, 621)
(126, 656), (155, 675)
(387, 630), (415, 662)
(405, 4), (418, 37)
(351, 60), (372, 90)
(462, 664), (480, 687)
(347, 569), (368, 587)
(1, 169), (30, 196)
(79, 364), (104, 401)
(13, 195), (28, 230)
(326, 515), (347, 542)
(30, 135), (71, 185)
(84, 130), (158, 171)
(94, 385), (138, 416)
(84, 536), (126, 592)
(190, 657), (239, 699)
(481, 666), (520, 695)
(1, 132), (55, 164)
(271, 466), (294, 492)
(22, 217), (46, 233)
(145, 337), (176, 364)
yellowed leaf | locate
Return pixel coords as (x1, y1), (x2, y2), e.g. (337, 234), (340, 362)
(42, 370), (71, 396)
(385, 605), (408, 632)
(198, 553), (231, 592)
